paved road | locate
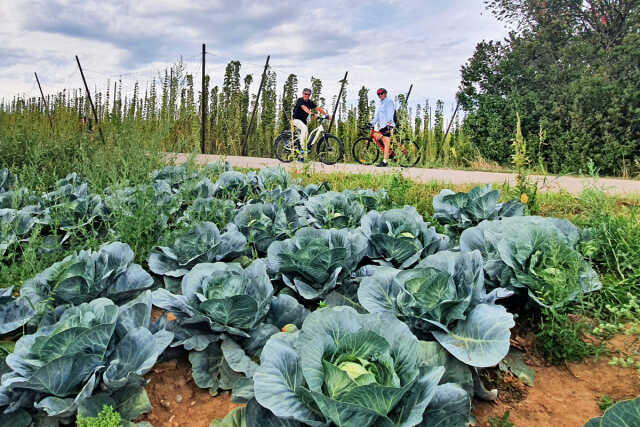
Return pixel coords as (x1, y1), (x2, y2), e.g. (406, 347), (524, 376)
(169, 153), (640, 196)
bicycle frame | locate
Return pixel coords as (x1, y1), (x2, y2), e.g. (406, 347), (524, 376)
(297, 118), (327, 151)
(369, 129), (392, 152)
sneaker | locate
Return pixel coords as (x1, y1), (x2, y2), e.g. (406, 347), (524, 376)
(376, 161), (388, 167)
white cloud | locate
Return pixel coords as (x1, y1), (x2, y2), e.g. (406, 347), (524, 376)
(0, 0), (509, 115)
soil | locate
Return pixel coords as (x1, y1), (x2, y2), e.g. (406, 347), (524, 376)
(473, 328), (640, 427)
(139, 358), (243, 427)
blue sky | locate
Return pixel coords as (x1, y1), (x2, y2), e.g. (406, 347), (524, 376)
(0, 1), (509, 112)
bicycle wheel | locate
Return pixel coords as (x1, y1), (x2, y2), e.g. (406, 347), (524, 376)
(394, 140), (421, 167)
(273, 132), (298, 163)
(352, 137), (379, 165)
(317, 134), (344, 165)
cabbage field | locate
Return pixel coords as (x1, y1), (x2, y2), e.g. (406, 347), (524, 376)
(0, 164), (639, 427)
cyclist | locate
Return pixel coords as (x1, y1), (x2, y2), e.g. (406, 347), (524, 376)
(370, 88), (395, 167)
(292, 88), (330, 159)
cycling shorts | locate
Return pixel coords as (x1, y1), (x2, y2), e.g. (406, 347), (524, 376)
(379, 126), (393, 137)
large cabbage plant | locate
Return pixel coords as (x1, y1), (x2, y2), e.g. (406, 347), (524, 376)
(0, 169), (17, 193)
(0, 292), (172, 423)
(152, 260), (308, 401)
(460, 216), (602, 307)
(257, 166), (297, 191)
(21, 242), (154, 308)
(358, 250), (515, 368)
(360, 206), (450, 269)
(296, 189), (387, 230)
(234, 203), (300, 254)
(0, 209), (36, 257)
(267, 227), (369, 300)
(253, 306), (447, 427)
(0, 287), (35, 336)
(433, 185), (523, 236)
(178, 197), (237, 231)
(213, 171), (258, 200)
(297, 191), (367, 229)
(148, 222), (246, 285)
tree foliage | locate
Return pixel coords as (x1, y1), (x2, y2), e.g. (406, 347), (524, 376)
(461, 0), (640, 175)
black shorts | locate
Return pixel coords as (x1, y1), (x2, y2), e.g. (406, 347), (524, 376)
(379, 126), (393, 137)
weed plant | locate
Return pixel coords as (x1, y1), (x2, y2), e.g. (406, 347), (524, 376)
(76, 405), (123, 427)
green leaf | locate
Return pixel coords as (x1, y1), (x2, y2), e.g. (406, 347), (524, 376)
(433, 304), (514, 368)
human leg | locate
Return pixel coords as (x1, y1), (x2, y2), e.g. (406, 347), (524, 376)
(292, 119), (308, 150)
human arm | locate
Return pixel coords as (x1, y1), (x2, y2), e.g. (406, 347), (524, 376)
(316, 107), (331, 119)
(370, 104), (380, 127)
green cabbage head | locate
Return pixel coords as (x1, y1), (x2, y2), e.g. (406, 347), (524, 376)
(254, 306), (445, 427)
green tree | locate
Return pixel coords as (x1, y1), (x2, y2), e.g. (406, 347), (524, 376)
(459, 0), (640, 175)
(357, 86), (370, 128)
(280, 74), (298, 130)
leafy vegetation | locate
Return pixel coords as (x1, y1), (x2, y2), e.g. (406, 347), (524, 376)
(76, 406), (123, 427)
(1, 157), (639, 424)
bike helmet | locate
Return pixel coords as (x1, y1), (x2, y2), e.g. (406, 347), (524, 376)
(376, 88), (387, 96)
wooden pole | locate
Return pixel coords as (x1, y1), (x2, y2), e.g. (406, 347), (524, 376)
(442, 100), (460, 144)
(328, 71), (348, 133)
(75, 55), (105, 143)
(34, 72), (53, 130)
(405, 84), (413, 106)
(201, 43), (206, 154)
(242, 55), (270, 156)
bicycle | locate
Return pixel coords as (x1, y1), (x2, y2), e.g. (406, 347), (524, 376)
(351, 124), (421, 167)
(273, 115), (344, 165)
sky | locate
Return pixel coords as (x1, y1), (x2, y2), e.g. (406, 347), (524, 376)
(0, 0), (510, 113)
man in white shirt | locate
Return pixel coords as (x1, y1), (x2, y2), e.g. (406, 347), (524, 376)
(370, 88), (395, 167)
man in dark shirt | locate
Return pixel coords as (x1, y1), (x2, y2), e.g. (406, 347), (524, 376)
(292, 88), (329, 158)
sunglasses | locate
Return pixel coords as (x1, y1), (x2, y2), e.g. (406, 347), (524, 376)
(377, 92), (385, 97)
(303, 92), (311, 96)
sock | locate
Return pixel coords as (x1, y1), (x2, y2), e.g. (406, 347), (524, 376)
(383, 159), (388, 164)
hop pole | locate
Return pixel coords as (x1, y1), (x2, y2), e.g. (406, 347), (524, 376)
(328, 71), (348, 133)
(442, 100), (460, 144)
(405, 84), (413, 106)
(201, 43), (206, 154)
(242, 55), (270, 157)
(75, 55), (105, 144)
(34, 72), (53, 130)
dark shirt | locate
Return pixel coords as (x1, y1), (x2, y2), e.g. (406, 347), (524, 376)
(292, 98), (317, 123)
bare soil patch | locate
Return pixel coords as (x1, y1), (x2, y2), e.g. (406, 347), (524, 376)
(139, 359), (242, 427)
(473, 331), (640, 427)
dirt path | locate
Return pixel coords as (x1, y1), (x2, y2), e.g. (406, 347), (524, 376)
(168, 153), (640, 196)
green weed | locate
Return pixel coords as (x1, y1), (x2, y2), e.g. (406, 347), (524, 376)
(76, 405), (123, 427)
(598, 395), (616, 412)
(488, 411), (514, 427)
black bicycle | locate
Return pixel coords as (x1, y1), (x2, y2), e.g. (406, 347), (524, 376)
(352, 124), (421, 167)
(273, 116), (344, 165)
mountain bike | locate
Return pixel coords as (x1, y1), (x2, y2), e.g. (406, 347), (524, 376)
(352, 125), (421, 167)
(273, 116), (344, 165)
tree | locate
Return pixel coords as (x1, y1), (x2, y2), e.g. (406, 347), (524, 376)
(280, 74), (298, 130)
(357, 86), (370, 128)
(311, 77), (323, 106)
(459, 0), (640, 175)
(260, 70), (277, 156)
